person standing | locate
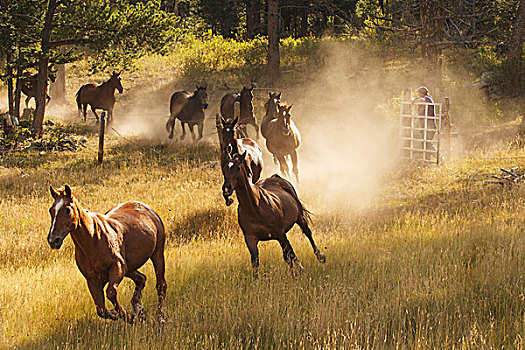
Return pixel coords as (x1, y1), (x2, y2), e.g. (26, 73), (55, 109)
(412, 86), (438, 160)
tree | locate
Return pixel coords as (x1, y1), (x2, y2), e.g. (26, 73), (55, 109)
(506, 0), (524, 96)
(0, 0), (179, 134)
(267, 0), (280, 84)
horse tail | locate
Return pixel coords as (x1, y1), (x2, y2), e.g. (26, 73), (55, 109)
(75, 86), (83, 110)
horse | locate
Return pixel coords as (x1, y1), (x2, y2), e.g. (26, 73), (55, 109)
(20, 70), (56, 108)
(238, 85), (259, 139)
(265, 102), (301, 182)
(166, 83), (208, 141)
(76, 71), (123, 125)
(222, 152), (325, 279)
(220, 92), (240, 121)
(47, 185), (167, 324)
(216, 116), (263, 205)
(261, 92), (281, 139)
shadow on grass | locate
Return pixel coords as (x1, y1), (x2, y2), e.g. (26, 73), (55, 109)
(167, 206), (238, 244)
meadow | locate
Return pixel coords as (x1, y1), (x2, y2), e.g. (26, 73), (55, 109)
(1, 36), (525, 349)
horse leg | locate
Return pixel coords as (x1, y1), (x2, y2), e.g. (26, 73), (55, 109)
(180, 122), (187, 141)
(278, 236), (303, 275)
(245, 235), (260, 279)
(107, 110), (113, 127)
(151, 248), (167, 324)
(82, 104), (88, 122)
(86, 278), (117, 320)
(189, 123), (196, 141)
(290, 150), (299, 183)
(276, 155), (290, 179)
(197, 121), (204, 141)
(106, 262), (133, 323)
(91, 106), (100, 125)
(297, 219), (326, 263)
(126, 270), (147, 321)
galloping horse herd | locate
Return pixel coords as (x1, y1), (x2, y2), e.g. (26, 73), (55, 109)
(46, 72), (325, 324)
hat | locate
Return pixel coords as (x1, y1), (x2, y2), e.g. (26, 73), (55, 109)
(416, 86), (429, 94)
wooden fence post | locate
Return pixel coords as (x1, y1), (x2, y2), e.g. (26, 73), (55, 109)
(443, 97), (450, 154)
(98, 112), (106, 164)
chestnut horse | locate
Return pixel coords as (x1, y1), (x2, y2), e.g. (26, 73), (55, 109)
(166, 83), (208, 141)
(265, 102), (301, 182)
(76, 71), (123, 125)
(47, 185), (167, 324)
(216, 116), (263, 205)
(261, 92), (281, 139)
(222, 152), (325, 279)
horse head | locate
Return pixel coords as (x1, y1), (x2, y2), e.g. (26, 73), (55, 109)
(110, 71), (124, 93)
(222, 151), (247, 204)
(277, 103), (293, 136)
(195, 83), (208, 110)
(239, 85), (254, 108)
(47, 185), (79, 249)
(221, 116), (238, 155)
(265, 92), (281, 118)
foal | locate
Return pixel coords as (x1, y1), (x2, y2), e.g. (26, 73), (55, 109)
(222, 152), (325, 279)
(47, 185), (167, 323)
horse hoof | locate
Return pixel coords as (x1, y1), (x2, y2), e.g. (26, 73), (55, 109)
(316, 252), (326, 263)
(225, 197), (234, 206)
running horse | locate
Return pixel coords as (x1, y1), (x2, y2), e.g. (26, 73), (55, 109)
(219, 85), (259, 139)
(76, 71), (123, 125)
(216, 115), (263, 205)
(238, 85), (259, 139)
(47, 185), (167, 324)
(20, 67), (57, 108)
(166, 83), (208, 141)
(265, 102), (301, 182)
(261, 92), (281, 139)
(222, 152), (325, 279)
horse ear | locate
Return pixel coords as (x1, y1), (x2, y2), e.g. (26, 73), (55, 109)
(287, 104), (293, 113)
(277, 92), (282, 99)
(269, 92), (272, 98)
(240, 150), (247, 162)
(112, 71), (116, 76)
(233, 116), (238, 126)
(203, 82), (208, 89)
(64, 185), (72, 198)
(221, 117), (227, 126)
(50, 186), (58, 199)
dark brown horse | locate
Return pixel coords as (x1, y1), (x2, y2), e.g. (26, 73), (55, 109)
(76, 71), (123, 125)
(220, 92), (240, 121)
(261, 92), (281, 139)
(265, 102), (301, 182)
(47, 185), (167, 324)
(21, 70), (56, 108)
(166, 83), (208, 141)
(222, 152), (325, 278)
(238, 85), (259, 139)
(216, 116), (263, 205)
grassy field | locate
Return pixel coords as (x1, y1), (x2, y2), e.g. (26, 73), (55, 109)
(1, 37), (525, 349)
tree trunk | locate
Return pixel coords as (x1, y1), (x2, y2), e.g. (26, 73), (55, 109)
(507, 0), (525, 96)
(299, 3), (308, 37)
(246, 0), (260, 39)
(33, 0), (57, 135)
(267, 0), (280, 85)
